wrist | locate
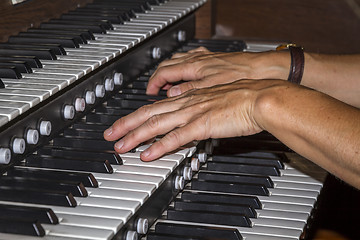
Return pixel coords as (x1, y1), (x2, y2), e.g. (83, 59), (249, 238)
(251, 51), (291, 80)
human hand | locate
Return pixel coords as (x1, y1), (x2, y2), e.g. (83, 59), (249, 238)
(146, 47), (290, 97)
(104, 79), (284, 161)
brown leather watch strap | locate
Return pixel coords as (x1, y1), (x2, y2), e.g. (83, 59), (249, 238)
(288, 46), (305, 85)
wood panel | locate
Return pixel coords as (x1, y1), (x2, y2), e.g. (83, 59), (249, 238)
(0, 0), (93, 43)
(195, 0), (216, 39)
(215, 0), (360, 54)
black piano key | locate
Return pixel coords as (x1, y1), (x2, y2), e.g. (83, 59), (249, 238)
(212, 155), (284, 169)
(0, 65), (22, 79)
(26, 154), (113, 173)
(61, 13), (123, 25)
(8, 35), (80, 48)
(0, 79), (4, 88)
(85, 113), (123, 124)
(62, 128), (106, 138)
(114, 92), (165, 101)
(27, 28), (95, 40)
(81, 5), (136, 19)
(0, 43), (66, 55)
(7, 167), (98, 188)
(18, 32), (85, 44)
(0, 55), (42, 68)
(0, 60), (32, 73)
(106, 98), (152, 109)
(73, 122), (110, 131)
(47, 19), (111, 31)
(0, 47), (57, 60)
(52, 137), (115, 152)
(0, 218), (45, 236)
(0, 204), (58, 224)
(38, 146), (122, 165)
(147, 233), (202, 240)
(197, 171), (274, 188)
(131, 80), (148, 89)
(121, 88), (168, 96)
(0, 187), (77, 207)
(191, 179), (270, 196)
(181, 191), (262, 209)
(174, 200), (257, 218)
(154, 222), (243, 240)
(0, 176), (88, 197)
(166, 208), (252, 227)
(87, 3), (146, 13)
(69, 9), (128, 22)
(94, 106), (135, 116)
(40, 22), (106, 34)
(206, 161), (281, 176)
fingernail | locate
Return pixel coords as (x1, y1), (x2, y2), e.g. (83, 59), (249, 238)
(115, 139), (124, 150)
(169, 86), (181, 97)
(104, 127), (113, 137)
(141, 149), (151, 159)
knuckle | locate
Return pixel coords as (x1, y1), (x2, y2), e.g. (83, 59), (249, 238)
(147, 114), (161, 130)
(138, 105), (153, 118)
(165, 130), (182, 145)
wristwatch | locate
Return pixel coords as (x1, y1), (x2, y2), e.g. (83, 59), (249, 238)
(276, 43), (305, 85)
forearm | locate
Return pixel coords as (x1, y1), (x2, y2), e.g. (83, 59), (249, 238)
(301, 53), (360, 107)
(256, 83), (360, 188)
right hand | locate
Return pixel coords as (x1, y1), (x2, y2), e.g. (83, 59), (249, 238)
(146, 47), (290, 97)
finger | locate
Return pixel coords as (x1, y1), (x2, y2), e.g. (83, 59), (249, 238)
(146, 61), (202, 95)
(188, 46), (210, 53)
(114, 104), (201, 154)
(140, 118), (207, 161)
(103, 100), (181, 141)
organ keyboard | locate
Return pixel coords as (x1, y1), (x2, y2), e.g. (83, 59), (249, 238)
(0, 0), (328, 239)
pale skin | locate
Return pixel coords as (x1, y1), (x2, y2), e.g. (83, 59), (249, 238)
(104, 48), (360, 189)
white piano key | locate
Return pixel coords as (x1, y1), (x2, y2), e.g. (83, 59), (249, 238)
(78, 45), (123, 57)
(86, 187), (149, 204)
(0, 100), (30, 114)
(261, 202), (313, 213)
(0, 88), (48, 101)
(255, 209), (309, 222)
(92, 172), (164, 188)
(44, 224), (114, 240)
(104, 32), (145, 42)
(113, 24), (158, 34)
(32, 68), (84, 80)
(257, 195), (316, 207)
(22, 73), (76, 84)
(65, 49), (114, 63)
(0, 95), (40, 107)
(273, 181), (322, 192)
(98, 179), (156, 195)
(129, 19), (166, 28)
(5, 83), (59, 95)
(270, 188), (319, 199)
(58, 54), (106, 65)
(112, 164), (171, 179)
(42, 63), (93, 75)
(0, 115), (8, 127)
(74, 196), (141, 213)
(94, 34), (139, 45)
(0, 107), (19, 120)
(241, 234), (297, 240)
(280, 168), (312, 177)
(41, 59), (99, 71)
(107, 31), (148, 38)
(57, 213), (123, 233)
(87, 40), (132, 49)
(2, 78), (67, 91)
(121, 156), (178, 170)
(120, 151), (184, 164)
(252, 218), (306, 230)
(270, 175), (323, 185)
(0, 233), (91, 240)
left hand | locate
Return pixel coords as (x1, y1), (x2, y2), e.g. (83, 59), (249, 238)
(103, 79), (280, 161)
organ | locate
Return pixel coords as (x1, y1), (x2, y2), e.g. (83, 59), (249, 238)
(0, 0), (357, 239)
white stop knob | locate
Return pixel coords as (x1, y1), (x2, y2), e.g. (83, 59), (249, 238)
(174, 176), (185, 190)
(113, 72), (123, 85)
(136, 218), (148, 234)
(152, 47), (161, 59)
(177, 30), (186, 42)
(0, 148), (11, 164)
(85, 91), (96, 105)
(126, 230), (138, 240)
(197, 150), (207, 163)
(63, 105), (75, 120)
(191, 157), (200, 171)
(95, 84), (105, 98)
(183, 166), (193, 180)
(74, 98), (86, 112)
(13, 138), (25, 154)
(104, 78), (115, 91)
(26, 129), (39, 145)
(39, 121), (52, 136)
